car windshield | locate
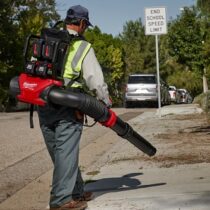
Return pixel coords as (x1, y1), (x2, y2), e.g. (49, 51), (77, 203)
(177, 90), (185, 94)
(128, 76), (156, 84)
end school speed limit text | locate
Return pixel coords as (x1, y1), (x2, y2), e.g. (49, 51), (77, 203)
(145, 7), (167, 35)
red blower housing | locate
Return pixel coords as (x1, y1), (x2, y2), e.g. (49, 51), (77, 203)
(17, 73), (62, 106)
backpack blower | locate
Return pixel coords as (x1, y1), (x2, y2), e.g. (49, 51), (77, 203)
(9, 22), (156, 157)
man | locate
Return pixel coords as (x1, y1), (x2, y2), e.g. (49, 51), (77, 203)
(38, 5), (111, 210)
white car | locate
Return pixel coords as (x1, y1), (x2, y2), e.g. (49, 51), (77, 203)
(124, 74), (171, 107)
(176, 89), (193, 104)
(168, 86), (177, 103)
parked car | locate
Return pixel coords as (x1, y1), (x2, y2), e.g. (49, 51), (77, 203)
(168, 85), (177, 103)
(176, 89), (193, 104)
(124, 74), (171, 108)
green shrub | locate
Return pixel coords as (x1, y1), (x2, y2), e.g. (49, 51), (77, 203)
(193, 91), (210, 113)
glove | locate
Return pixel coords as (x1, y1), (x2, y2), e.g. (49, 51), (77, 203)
(106, 98), (112, 109)
(75, 110), (84, 123)
(100, 97), (112, 109)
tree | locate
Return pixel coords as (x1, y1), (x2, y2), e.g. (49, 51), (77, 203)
(120, 19), (145, 75)
(196, 0), (210, 92)
(120, 19), (156, 79)
(167, 7), (204, 95)
(16, 0), (60, 38)
(197, 0), (210, 16)
(168, 7), (203, 70)
(0, 0), (18, 85)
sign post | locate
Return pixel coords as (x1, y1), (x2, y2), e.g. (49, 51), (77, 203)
(145, 7), (167, 117)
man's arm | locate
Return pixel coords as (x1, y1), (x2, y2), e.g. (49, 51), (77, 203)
(82, 47), (112, 107)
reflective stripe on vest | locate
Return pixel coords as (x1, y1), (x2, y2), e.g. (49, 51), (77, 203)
(63, 40), (91, 88)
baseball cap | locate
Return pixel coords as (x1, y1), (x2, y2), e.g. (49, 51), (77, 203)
(65, 5), (93, 27)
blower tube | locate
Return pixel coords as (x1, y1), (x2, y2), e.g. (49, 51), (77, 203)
(45, 86), (157, 156)
(9, 77), (156, 156)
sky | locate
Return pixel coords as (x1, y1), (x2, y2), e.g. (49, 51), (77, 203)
(55, 0), (196, 36)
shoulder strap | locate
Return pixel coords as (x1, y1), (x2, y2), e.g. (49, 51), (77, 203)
(30, 104), (34, 128)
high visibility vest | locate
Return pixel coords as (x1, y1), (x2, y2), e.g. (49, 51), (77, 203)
(63, 40), (91, 88)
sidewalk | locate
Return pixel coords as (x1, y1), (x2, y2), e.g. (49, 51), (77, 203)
(85, 104), (210, 210)
(0, 104), (209, 210)
(158, 103), (203, 116)
(86, 162), (210, 210)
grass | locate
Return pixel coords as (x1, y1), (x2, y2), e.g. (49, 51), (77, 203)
(193, 91), (210, 120)
(86, 170), (100, 176)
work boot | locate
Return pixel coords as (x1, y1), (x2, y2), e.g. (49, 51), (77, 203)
(73, 191), (93, 202)
(50, 199), (87, 210)
(81, 192), (93, 201)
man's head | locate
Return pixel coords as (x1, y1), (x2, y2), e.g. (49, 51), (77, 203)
(65, 5), (92, 34)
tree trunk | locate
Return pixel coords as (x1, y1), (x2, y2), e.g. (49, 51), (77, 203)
(203, 68), (208, 93)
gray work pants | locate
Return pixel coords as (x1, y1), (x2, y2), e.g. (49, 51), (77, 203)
(40, 119), (84, 208)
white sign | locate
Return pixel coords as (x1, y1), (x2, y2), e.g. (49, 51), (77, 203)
(145, 7), (167, 35)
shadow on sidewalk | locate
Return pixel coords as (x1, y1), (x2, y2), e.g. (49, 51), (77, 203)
(85, 172), (166, 198)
